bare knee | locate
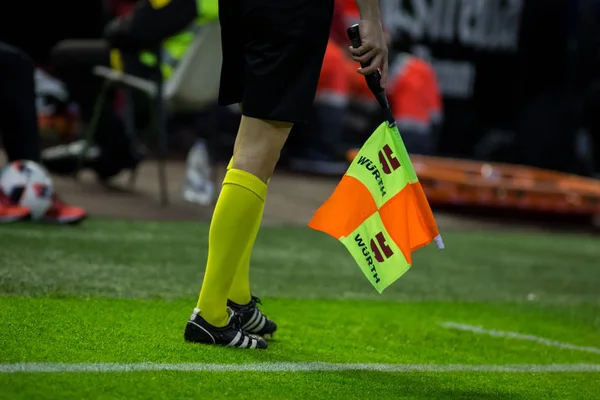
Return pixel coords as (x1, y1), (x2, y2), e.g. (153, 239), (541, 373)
(232, 116), (293, 182)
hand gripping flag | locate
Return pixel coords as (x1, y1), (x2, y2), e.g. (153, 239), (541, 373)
(308, 25), (444, 294)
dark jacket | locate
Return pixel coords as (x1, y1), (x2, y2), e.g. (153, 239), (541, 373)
(103, 0), (197, 51)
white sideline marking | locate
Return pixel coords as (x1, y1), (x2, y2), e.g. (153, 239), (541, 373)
(1, 362), (599, 374)
(0, 229), (176, 243)
(440, 322), (600, 355)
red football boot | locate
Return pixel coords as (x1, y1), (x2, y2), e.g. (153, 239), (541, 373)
(42, 194), (86, 225)
(0, 189), (30, 223)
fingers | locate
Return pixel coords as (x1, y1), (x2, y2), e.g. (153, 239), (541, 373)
(350, 40), (389, 84)
(351, 48), (378, 65)
(357, 54), (382, 75)
(349, 44), (372, 57)
(380, 53), (389, 87)
(360, 52), (389, 76)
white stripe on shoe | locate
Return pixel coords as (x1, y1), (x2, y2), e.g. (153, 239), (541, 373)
(188, 321), (216, 344)
(227, 332), (242, 347)
(249, 316), (267, 333)
(246, 314), (264, 332)
(243, 309), (259, 330)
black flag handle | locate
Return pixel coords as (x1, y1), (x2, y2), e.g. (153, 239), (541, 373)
(347, 24), (395, 125)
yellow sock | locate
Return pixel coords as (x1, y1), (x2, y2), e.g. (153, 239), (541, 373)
(228, 206), (264, 305)
(197, 168), (267, 327)
(223, 157), (268, 305)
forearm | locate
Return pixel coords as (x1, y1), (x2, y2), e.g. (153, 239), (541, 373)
(354, 0), (381, 20)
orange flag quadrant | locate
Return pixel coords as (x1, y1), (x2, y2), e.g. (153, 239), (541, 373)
(308, 122), (444, 293)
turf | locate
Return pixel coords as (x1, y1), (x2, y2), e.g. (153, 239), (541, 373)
(2, 298), (600, 364)
(4, 372), (600, 400)
(0, 220), (599, 399)
(1, 221), (598, 304)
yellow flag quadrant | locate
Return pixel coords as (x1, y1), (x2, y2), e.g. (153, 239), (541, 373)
(341, 211), (409, 294)
(345, 123), (416, 208)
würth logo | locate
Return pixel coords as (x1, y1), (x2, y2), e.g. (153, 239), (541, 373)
(355, 232), (392, 284)
(356, 156), (386, 196)
(378, 145), (401, 175)
(370, 232), (394, 262)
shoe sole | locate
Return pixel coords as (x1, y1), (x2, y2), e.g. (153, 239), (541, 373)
(0, 214), (31, 223)
(248, 326), (277, 340)
(184, 323), (267, 349)
(185, 338), (268, 349)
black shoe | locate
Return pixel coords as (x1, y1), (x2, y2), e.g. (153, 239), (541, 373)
(184, 308), (267, 349)
(227, 296), (278, 339)
(41, 140), (101, 175)
(41, 140), (145, 180)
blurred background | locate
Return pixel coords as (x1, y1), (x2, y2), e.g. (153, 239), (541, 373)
(0, 0), (599, 228)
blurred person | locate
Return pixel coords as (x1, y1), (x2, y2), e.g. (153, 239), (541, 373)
(0, 41), (85, 224)
(288, 0), (442, 174)
(578, 0), (600, 177)
(41, 0), (219, 182)
(0, 0), (107, 66)
(35, 67), (81, 141)
(0, 43), (40, 164)
(183, 0), (388, 349)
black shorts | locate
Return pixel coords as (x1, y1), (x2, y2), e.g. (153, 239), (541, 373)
(218, 0), (334, 123)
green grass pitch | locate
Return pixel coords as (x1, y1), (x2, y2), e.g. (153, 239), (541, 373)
(0, 220), (599, 399)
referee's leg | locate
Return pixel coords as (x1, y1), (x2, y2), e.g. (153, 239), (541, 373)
(196, 116), (289, 327)
(187, 0), (334, 347)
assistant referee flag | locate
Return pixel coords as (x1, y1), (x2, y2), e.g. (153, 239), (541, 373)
(308, 122), (444, 293)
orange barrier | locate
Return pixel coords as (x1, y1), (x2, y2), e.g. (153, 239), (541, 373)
(346, 150), (600, 216)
